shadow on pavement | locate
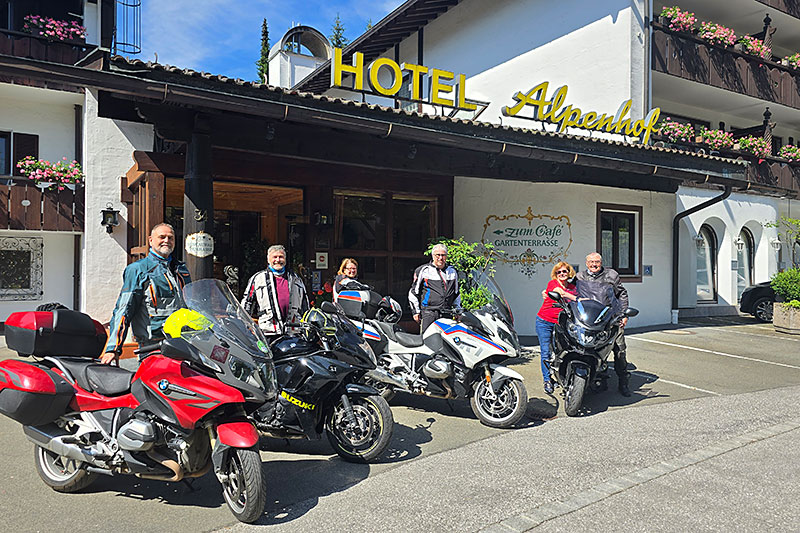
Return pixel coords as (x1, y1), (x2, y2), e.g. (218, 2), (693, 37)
(82, 471), (225, 510)
(258, 458), (370, 525)
(572, 367), (668, 416)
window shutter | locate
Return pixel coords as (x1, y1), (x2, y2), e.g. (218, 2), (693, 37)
(12, 133), (39, 177)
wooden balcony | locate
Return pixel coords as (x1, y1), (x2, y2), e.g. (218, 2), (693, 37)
(651, 136), (800, 193)
(755, 0), (800, 19)
(0, 29), (94, 66)
(652, 24), (800, 110)
(0, 180), (84, 231)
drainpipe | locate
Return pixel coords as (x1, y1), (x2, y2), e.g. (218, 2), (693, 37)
(671, 185), (732, 323)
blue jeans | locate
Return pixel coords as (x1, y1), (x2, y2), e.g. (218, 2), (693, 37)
(535, 316), (555, 383)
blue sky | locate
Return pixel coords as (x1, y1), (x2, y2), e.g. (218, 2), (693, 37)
(136, 0), (403, 82)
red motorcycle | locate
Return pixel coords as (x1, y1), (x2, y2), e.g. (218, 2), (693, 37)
(0, 280), (278, 523)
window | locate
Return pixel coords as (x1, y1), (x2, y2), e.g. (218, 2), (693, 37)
(736, 228), (754, 302)
(596, 203), (641, 278)
(12, 132), (39, 177)
(0, 236), (43, 300)
(696, 225), (717, 302)
(0, 131), (10, 176)
(335, 190), (439, 315)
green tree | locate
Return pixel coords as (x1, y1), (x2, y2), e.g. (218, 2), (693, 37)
(766, 215), (800, 268)
(255, 18), (270, 83)
(330, 13), (349, 48)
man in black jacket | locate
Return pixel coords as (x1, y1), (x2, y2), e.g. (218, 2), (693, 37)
(409, 243), (461, 333)
(575, 252), (632, 396)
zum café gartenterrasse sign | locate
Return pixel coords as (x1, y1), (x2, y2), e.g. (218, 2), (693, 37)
(482, 207), (572, 279)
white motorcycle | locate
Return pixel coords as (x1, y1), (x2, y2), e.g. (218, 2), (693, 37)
(337, 273), (527, 429)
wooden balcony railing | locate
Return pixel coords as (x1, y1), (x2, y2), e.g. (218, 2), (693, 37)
(0, 29), (94, 65)
(651, 136), (800, 192)
(0, 180), (84, 231)
(652, 25), (800, 111)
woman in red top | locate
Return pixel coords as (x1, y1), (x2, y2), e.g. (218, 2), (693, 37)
(536, 261), (579, 394)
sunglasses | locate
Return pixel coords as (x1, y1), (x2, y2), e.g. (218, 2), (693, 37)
(556, 269), (570, 274)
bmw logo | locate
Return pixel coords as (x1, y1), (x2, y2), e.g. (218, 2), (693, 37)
(158, 379), (169, 391)
(453, 336), (461, 344)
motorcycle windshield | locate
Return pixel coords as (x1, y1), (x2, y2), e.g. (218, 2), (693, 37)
(568, 299), (614, 330)
(182, 279), (273, 357)
(470, 270), (514, 326)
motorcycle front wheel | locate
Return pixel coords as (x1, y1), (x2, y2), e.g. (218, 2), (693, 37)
(219, 446), (267, 523)
(326, 394), (394, 463)
(34, 445), (97, 493)
(470, 378), (528, 428)
(564, 373), (587, 417)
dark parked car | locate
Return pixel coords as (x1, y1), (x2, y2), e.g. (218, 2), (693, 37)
(739, 282), (774, 322)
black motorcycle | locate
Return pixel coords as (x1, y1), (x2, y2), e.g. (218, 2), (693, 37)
(252, 302), (394, 463)
(547, 292), (638, 416)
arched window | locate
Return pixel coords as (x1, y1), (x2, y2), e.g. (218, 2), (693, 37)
(736, 228), (754, 301)
(696, 225), (717, 302)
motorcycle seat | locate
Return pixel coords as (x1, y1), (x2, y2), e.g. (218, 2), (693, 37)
(56, 357), (133, 396)
(375, 322), (424, 348)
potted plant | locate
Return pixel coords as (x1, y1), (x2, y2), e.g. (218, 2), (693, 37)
(735, 35), (772, 60)
(656, 117), (695, 143)
(735, 135), (771, 158)
(778, 144), (800, 162)
(22, 14), (86, 42)
(15, 156), (85, 191)
(698, 21), (736, 47)
(783, 52), (800, 70)
(771, 268), (800, 335)
(698, 127), (734, 150)
(659, 6), (696, 33)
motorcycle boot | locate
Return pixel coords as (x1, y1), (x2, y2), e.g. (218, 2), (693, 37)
(617, 372), (631, 397)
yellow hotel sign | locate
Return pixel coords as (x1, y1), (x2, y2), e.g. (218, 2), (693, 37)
(502, 81), (661, 144)
(330, 47), (476, 111)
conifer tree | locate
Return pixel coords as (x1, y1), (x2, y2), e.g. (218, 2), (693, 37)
(330, 13), (349, 48)
(255, 18), (270, 83)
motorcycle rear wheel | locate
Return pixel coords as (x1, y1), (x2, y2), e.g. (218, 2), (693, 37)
(219, 446), (267, 523)
(326, 394), (394, 463)
(470, 378), (528, 428)
(564, 373), (587, 417)
(33, 445), (97, 493)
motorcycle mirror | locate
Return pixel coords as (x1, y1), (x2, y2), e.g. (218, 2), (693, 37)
(624, 307), (640, 317)
(546, 290), (562, 302)
(320, 301), (338, 314)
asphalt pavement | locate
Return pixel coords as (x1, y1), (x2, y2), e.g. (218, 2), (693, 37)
(1, 317), (799, 532)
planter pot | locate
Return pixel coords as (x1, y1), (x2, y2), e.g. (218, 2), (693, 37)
(773, 303), (800, 335)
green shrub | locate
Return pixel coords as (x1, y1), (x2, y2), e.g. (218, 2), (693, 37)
(426, 236), (501, 310)
(771, 268), (800, 302)
(784, 299), (800, 309)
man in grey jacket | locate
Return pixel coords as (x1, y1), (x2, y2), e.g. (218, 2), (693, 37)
(241, 244), (309, 337)
(575, 252), (632, 396)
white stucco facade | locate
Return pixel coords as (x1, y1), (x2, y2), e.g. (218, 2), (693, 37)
(455, 177), (674, 334)
(81, 90), (154, 322)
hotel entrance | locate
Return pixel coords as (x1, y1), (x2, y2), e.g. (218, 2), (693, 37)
(164, 179), (304, 297)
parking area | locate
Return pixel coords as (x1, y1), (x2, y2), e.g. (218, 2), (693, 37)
(1, 316), (799, 532)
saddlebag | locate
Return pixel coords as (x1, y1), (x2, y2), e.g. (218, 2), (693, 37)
(0, 360), (74, 425)
(5, 310), (107, 358)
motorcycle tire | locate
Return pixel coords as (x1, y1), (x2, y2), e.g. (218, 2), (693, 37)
(564, 373), (587, 417)
(470, 378), (528, 429)
(33, 445), (97, 493)
(219, 446), (267, 524)
(326, 394), (394, 463)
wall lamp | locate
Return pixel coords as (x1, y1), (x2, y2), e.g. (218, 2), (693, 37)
(734, 237), (745, 252)
(101, 203), (120, 233)
(769, 236), (783, 252)
(694, 234), (705, 249)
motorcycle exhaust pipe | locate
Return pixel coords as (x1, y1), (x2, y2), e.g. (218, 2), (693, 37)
(137, 450), (184, 482)
(24, 424), (105, 467)
(365, 368), (407, 390)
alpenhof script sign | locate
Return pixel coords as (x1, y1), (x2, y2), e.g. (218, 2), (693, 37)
(481, 207), (572, 279)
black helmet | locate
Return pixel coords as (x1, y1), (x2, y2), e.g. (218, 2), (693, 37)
(376, 296), (402, 324)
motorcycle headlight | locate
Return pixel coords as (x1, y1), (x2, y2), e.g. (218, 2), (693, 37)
(359, 338), (377, 365)
(567, 323), (581, 340)
(228, 356), (264, 389)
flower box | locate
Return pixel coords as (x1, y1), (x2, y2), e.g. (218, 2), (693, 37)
(774, 304), (800, 335)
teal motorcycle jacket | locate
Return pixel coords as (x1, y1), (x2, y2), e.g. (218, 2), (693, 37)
(105, 249), (191, 353)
